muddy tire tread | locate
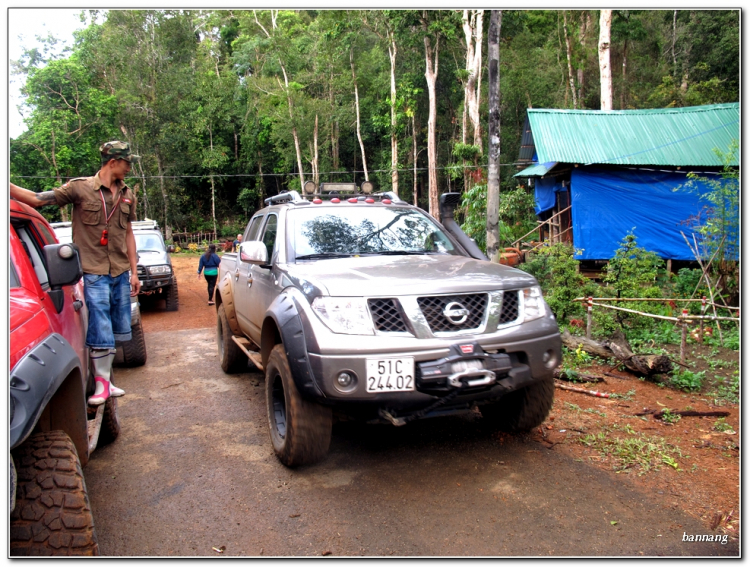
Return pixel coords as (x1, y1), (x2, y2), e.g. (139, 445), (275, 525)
(10, 431), (99, 556)
(266, 344), (332, 466)
(165, 278), (179, 312)
(217, 304), (246, 373)
(119, 319), (147, 367)
(482, 375), (555, 432)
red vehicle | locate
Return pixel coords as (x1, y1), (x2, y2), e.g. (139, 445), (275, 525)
(9, 199), (119, 556)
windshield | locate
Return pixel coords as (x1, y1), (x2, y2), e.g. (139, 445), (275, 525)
(135, 233), (165, 252)
(290, 206), (461, 260)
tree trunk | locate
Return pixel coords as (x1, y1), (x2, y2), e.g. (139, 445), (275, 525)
(463, 10), (484, 151)
(351, 49), (369, 182)
(279, 67), (304, 190)
(621, 36), (628, 109)
(388, 34), (398, 195)
(577, 11), (590, 106)
(560, 329), (673, 377)
(598, 9), (613, 111)
(156, 152), (171, 241)
(313, 114), (319, 186)
(486, 10), (501, 263)
(423, 30), (440, 220)
(563, 11), (578, 109)
(412, 113), (418, 207)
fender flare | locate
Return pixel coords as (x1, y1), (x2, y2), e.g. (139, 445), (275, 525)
(217, 272), (241, 335)
(10, 334), (88, 461)
(264, 293), (324, 399)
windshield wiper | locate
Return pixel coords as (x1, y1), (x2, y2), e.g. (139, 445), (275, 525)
(360, 250), (433, 256)
(295, 252), (354, 260)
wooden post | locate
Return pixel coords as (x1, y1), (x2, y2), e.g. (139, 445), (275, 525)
(699, 296), (706, 343)
(586, 296), (593, 339)
(680, 309), (688, 365)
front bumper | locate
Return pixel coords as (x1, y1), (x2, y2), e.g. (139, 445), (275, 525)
(137, 273), (174, 293)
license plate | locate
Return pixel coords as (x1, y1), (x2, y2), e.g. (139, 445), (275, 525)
(366, 358), (415, 393)
(451, 359), (484, 373)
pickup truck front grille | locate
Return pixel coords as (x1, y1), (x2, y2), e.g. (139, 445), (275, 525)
(499, 290), (520, 324)
(417, 293), (487, 333)
(137, 265), (147, 277)
(368, 298), (408, 333)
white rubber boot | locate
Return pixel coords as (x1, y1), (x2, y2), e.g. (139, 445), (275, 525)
(89, 348), (124, 405)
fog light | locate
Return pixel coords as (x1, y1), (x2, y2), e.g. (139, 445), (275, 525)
(336, 372), (353, 387)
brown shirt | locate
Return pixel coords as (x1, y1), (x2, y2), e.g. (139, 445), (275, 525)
(54, 173), (137, 277)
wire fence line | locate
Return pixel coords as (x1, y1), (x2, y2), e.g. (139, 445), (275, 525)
(13, 163), (728, 182)
(11, 163), (516, 181)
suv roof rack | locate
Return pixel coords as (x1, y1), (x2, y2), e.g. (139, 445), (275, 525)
(131, 219), (160, 231)
(264, 190), (304, 205)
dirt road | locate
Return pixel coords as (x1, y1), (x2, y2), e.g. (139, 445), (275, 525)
(85, 323), (738, 556)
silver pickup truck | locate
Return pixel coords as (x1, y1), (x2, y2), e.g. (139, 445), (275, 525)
(216, 184), (561, 466)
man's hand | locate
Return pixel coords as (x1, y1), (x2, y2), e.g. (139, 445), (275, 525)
(130, 271), (141, 296)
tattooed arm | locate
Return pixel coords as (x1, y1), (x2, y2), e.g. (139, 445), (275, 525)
(10, 183), (58, 208)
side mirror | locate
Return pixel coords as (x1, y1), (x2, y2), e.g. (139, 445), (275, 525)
(43, 243), (83, 313)
(238, 241), (268, 265)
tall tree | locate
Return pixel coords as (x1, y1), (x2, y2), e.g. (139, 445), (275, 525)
(486, 10), (501, 262)
(462, 9), (484, 150)
(598, 9), (613, 110)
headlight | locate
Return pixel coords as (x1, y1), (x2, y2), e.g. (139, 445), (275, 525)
(522, 286), (545, 322)
(147, 265), (172, 275)
(312, 297), (374, 335)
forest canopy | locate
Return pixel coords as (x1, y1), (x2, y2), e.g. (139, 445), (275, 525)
(9, 9), (740, 239)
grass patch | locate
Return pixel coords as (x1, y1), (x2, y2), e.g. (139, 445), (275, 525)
(579, 426), (686, 475)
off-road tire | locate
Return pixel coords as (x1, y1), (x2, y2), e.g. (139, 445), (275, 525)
(481, 375), (555, 432)
(265, 344), (332, 466)
(119, 319), (147, 367)
(98, 381), (121, 447)
(217, 303), (246, 373)
(10, 431), (99, 556)
(164, 278), (179, 312)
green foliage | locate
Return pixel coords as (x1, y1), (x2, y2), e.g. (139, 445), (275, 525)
(668, 368), (706, 392)
(521, 243), (597, 322)
(601, 233), (666, 332)
(660, 408), (681, 425)
(459, 183), (487, 253)
(459, 184), (538, 254)
(9, 8), (739, 236)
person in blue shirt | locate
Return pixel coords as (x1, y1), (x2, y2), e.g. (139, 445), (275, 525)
(197, 243), (221, 305)
(232, 234), (242, 252)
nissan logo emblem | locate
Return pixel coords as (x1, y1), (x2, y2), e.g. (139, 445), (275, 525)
(443, 301), (470, 325)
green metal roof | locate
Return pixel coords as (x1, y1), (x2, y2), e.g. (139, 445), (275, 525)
(514, 162), (557, 178)
(527, 103), (739, 167)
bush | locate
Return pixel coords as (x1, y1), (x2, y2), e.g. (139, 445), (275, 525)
(521, 243), (598, 323)
(668, 369), (706, 392)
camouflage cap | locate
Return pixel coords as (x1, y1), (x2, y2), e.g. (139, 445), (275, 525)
(100, 140), (140, 163)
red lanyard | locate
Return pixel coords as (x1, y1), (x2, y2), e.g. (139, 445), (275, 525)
(99, 189), (121, 246)
(100, 189), (122, 227)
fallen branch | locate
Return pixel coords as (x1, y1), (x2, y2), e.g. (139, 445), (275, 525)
(555, 381), (610, 398)
(634, 409), (730, 419)
(561, 329), (672, 377)
(554, 368), (605, 383)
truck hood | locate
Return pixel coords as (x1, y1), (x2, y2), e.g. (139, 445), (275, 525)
(137, 250), (170, 266)
(283, 254), (538, 297)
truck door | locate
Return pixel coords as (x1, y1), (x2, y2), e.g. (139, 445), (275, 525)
(235, 213), (278, 344)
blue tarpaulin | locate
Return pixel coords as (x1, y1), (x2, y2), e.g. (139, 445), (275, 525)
(570, 167), (736, 260)
(534, 175), (565, 215)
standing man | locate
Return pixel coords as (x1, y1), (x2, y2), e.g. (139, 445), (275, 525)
(233, 233), (242, 252)
(10, 141), (142, 406)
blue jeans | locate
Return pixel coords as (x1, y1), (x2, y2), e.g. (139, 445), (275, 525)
(83, 272), (132, 349)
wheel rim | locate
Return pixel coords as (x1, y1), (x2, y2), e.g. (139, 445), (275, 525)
(270, 373), (287, 439)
